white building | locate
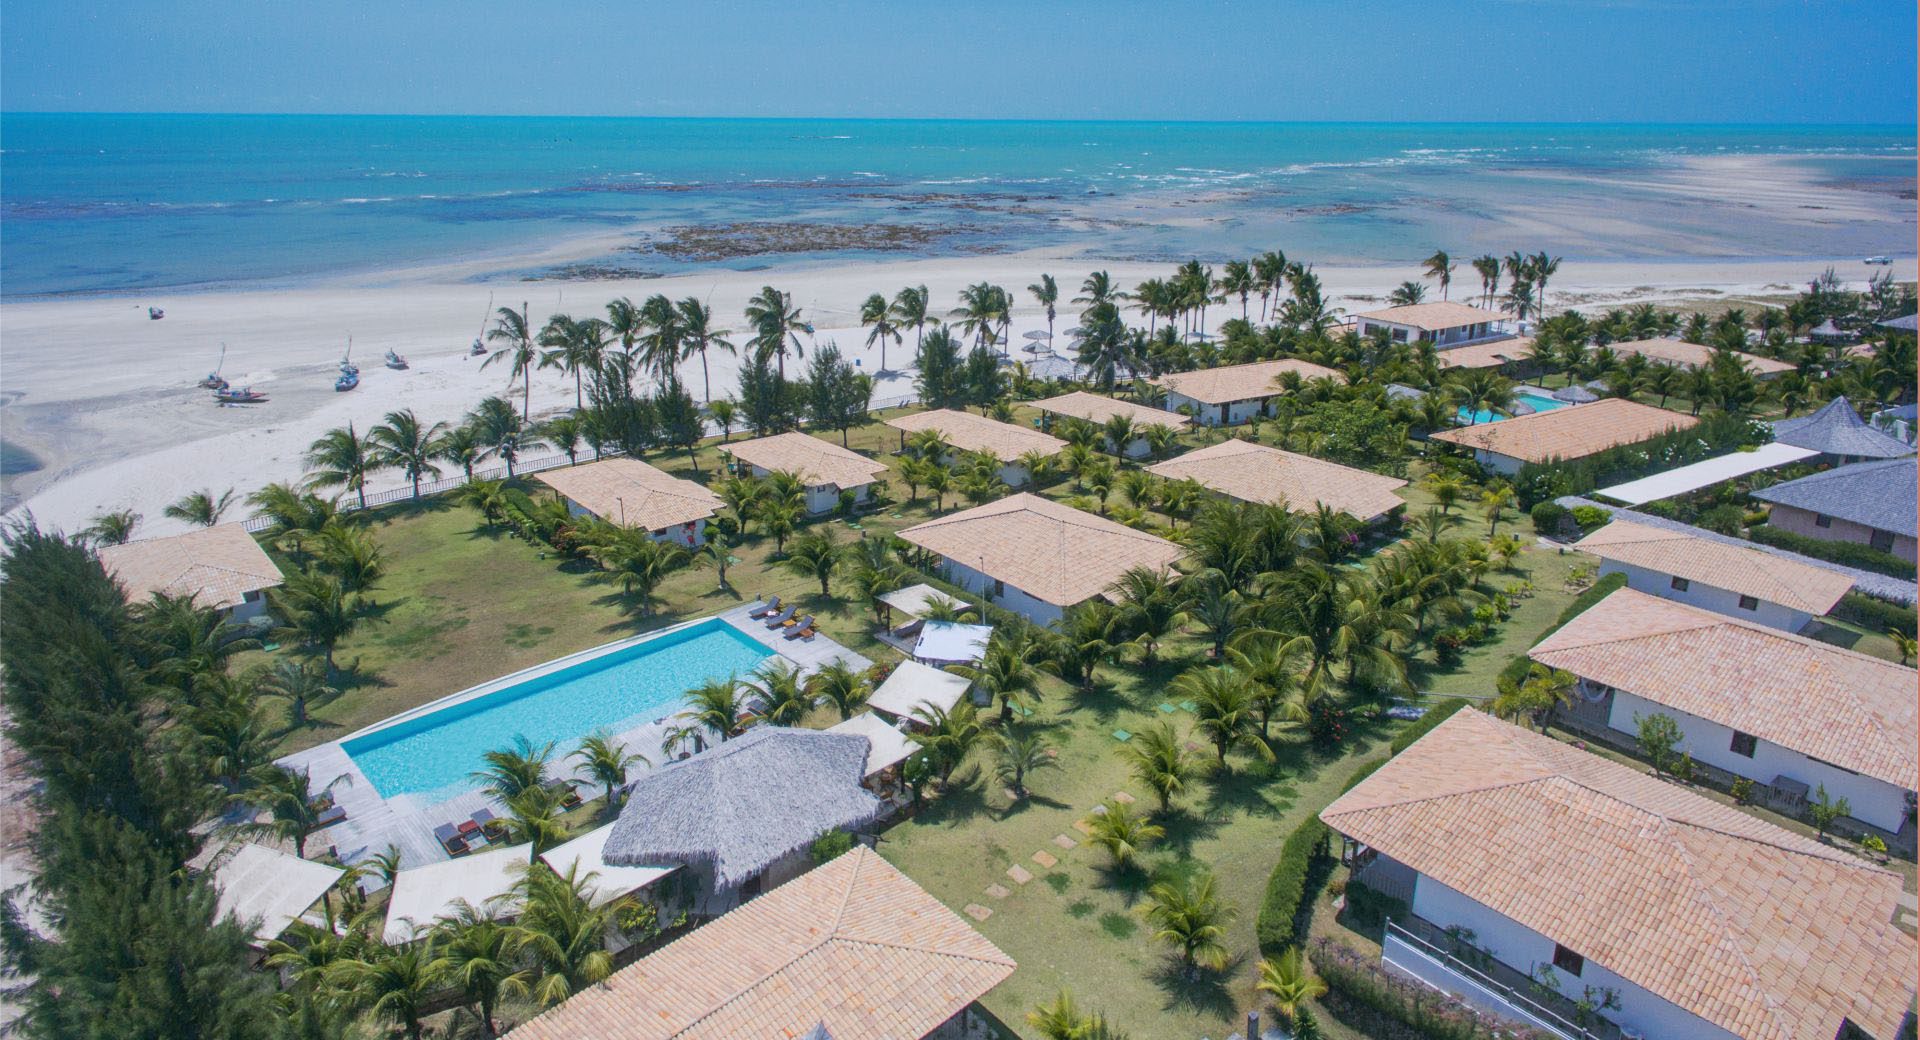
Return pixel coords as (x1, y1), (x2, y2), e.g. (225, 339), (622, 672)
(719, 432), (889, 515)
(1150, 358), (1340, 427)
(1573, 518), (1853, 633)
(1144, 438), (1408, 524)
(883, 409), (1066, 487)
(1031, 390), (1191, 457)
(1324, 710), (1916, 1040)
(97, 523), (285, 623)
(1429, 398), (1700, 477)
(534, 457), (723, 547)
(1532, 586), (1917, 838)
(1351, 301), (1510, 347)
(895, 493), (1184, 626)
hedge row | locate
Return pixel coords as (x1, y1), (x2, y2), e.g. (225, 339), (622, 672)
(1496, 572), (1628, 689)
(1747, 524), (1917, 580)
(1308, 938), (1559, 1040)
(1831, 590), (1919, 638)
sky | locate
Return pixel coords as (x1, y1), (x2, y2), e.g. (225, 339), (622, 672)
(2, 0), (1915, 123)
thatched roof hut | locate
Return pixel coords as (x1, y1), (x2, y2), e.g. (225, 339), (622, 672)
(601, 728), (883, 891)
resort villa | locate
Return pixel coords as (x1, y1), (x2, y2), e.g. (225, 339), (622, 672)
(97, 522), (285, 622)
(1769, 396), (1916, 465)
(1532, 587), (1919, 844)
(1602, 337), (1794, 377)
(1751, 458), (1918, 563)
(884, 408), (1067, 486)
(509, 847), (1016, 1040)
(1429, 398), (1699, 476)
(1151, 358), (1339, 426)
(1324, 710), (1918, 1040)
(1352, 301), (1510, 347)
(535, 457), (724, 546)
(1572, 519), (1853, 632)
(1433, 336), (1535, 371)
(719, 431), (889, 515)
(1032, 390), (1190, 457)
(896, 493), (1185, 625)
(600, 727), (888, 905)
(1145, 438), (1409, 525)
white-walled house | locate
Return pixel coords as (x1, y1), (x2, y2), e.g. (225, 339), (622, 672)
(719, 432), (889, 515)
(535, 457), (723, 547)
(1429, 398), (1699, 476)
(97, 523), (285, 623)
(1324, 710), (1917, 1040)
(1150, 359), (1339, 427)
(1573, 519), (1853, 632)
(1751, 458), (1918, 565)
(1351, 301), (1510, 347)
(1031, 390), (1190, 457)
(895, 494), (1184, 626)
(883, 409), (1066, 487)
(1145, 438), (1408, 525)
(1531, 587), (1917, 839)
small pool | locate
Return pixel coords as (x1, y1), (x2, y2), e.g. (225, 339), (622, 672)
(343, 619), (773, 800)
(1456, 391), (1568, 426)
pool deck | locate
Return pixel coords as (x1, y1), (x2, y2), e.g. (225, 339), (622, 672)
(275, 608), (873, 873)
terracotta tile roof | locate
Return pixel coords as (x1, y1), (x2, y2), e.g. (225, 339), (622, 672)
(534, 458), (721, 530)
(1146, 440), (1407, 521)
(1428, 398), (1698, 464)
(1606, 337), (1795, 375)
(97, 524), (283, 611)
(1434, 337), (1533, 369)
(1574, 519), (1854, 613)
(884, 409), (1066, 463)
(1323, 711), (1916, 1040)
(508, 847), (1015, 1040)
(1032, 391), (1192, 429)
(896, 493), (1184, 607)
(1530, 587), (1916, 790)
(721, 432), (888, 490)
(1151, 359), (1340, 405)
(1352, 301), (1508, 331)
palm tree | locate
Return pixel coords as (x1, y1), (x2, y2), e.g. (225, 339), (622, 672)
(499, 786), (571, 857)
(256, 658), (336, 728)
(1256, 948), (1328, 1024)
(429, 904), (531, 1040)
(83, 508), (140, 546)
(780, 527), (844, 597)
(164, 487), (237, 527)
(1142, 870), (1235, 978)
(1111, 567), (1186, 666)
(1890, 628), (1917, 667)
(1117, 721), (1197, 814)
(709, 398), (739, 442)
(243, 766), (352, 857)
(434, 423), (485, 482)
(583, 526), (690, 616)
(511, 863), (615, 1005)
(909, 700), (983, 790)
(989, 730), (1056, 801)
(1028, 273), (1060, 345)
(748, 659), (812, 726)
(1085, 798), (1164, 866)
(1177, 667), (1274, 767)
(336, 944), (436, 1040)
(677, 296), (736, 402)
(572, 730), (648, 817)
(466, 395), (533, 478)
(269, 570), (375, 676)
(678, 675), (750, 742)
(860, 292), (902, 373)
(1471, 255), (1501, 309)
(890, 284), (931, 352)
(1423, 250), (1454, 300)
(483, 302), (539, 420)
(1491, 663), (1576, 733)
(693, 524), (737, 590)
(1481, 484), (1515, 537)
(538, 314), (604, 410)
(304, 424), (377, 509)
(1049, 601), (1117, 691)
(957, 636), (1042, 725)
(807, 659), (870, 719)
(470, 736), (553, 801)
(368, 409), (447, 499)
(745, 285), (809, 377)
(1531, 251), (1562, 313)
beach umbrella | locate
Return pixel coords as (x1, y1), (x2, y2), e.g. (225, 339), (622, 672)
(1022, 330), (1051, 341)
(1509, 401), (1537, 417)
(1552, 385), (1599, 404)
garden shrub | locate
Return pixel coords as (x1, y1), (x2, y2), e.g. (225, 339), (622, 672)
(1528, 502), (1568, 536)
(1831, 591), (1918, 637)
(1569, 505), (1611, 532)
(1257, 757), (1390, 955)
(1342, 883), (1409, 928)
(1634, 499), (1679, 519)
(809, 828), (855, 864)
(1748, 525), (1917, 580)
(1309, 938), (1559, 1040)
(1696, 503), (1745, 535)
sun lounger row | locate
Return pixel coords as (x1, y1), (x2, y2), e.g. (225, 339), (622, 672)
(434, 808), (499, 857)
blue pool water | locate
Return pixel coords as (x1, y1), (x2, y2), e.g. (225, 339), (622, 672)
(343, 619), (772, 800)
(1456, 392), (1568, 426)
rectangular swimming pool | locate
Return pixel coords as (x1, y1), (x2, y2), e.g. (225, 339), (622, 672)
(343, 619), (773, 801)
(1456, 391), (1567, 426)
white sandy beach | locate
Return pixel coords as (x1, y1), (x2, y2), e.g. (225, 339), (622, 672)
(1, 251), (1913, 537)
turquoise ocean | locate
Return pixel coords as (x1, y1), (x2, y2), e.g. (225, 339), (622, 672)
(1, 115), (1912, 298)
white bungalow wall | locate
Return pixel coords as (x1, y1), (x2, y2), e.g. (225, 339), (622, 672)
(562, 498), (710, 547)
(939, 557), (1067, 626)
(744, 463), (871, 515)
(1410, 875), (1739, 1040)
(1604, 689), (1912, 831)
(1163, 391), (1271, 427)
(1596, 560), (1812, 633)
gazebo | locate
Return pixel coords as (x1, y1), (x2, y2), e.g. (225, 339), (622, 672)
(1809, 318), (1853, 343)
(210, 844), (344, 948)
(1551, 384), (1600, 404)
(1771, 396), (1913, 461)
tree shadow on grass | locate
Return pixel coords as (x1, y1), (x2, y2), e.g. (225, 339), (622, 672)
(1155, 805), (1225, 858)
(993, 791), (1072, 822)
(1148, 950), (1248, 1019)
(1090, 859), (1154, 906)
(1200, 762), (1294, 821)
(1055, 678), (1132, 724)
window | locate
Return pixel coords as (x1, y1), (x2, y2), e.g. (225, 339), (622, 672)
(992, 579), (1006, 599)
(1730, 731), (1758, 758)
(1669, 576), (1690, 592)
(1551, 944), (1585, 977)
(1737, 594), (1759, 611)
(1870, 529), (1896, 552)
(1814, 513), (1833, 528)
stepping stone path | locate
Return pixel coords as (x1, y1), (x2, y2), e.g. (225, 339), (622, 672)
(1111, 791), (1136, 805)
(1052, 834), (1077, 850)
(984, 883), (1011, 900)
(963, 903), (993, 922)
(1031, 850), (1058, 869)
(1006, 865), (1033, 885)
(1072, 819), (1095, 836)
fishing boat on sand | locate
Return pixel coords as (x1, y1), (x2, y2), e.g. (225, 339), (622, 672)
(335, 370), (359, 392)
(385, 349), (409, 370)
(214, 386), (267, 404)
(198, 344), (229, 390)
(469, 337), (486, 357)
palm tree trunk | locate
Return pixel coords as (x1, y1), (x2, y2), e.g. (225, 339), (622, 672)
(701, 350), (712, 402)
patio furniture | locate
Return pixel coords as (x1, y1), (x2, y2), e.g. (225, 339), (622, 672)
(762, 605), (799, 629)
(314, 805), (347, 829)
(892, 617), (926, 639)
(783, 616), (816, 640)
(457, 819), (481, 837)
(472, 808), (497, 834)
(434, 822), (468, 856)
(748, 596), (782, 619)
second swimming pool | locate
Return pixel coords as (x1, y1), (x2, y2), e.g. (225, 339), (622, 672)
(343, 619), (773, 801)
(1455, 391), (1568, 426)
